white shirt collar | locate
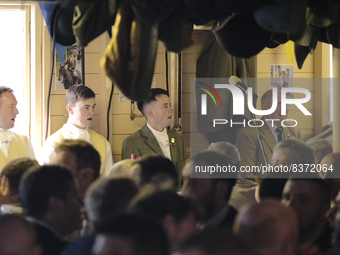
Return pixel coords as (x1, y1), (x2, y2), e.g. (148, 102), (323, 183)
(147, 123), (168, 141)
(65, 120), (90, 141)
(147, 123), (171, 160)
(0, 128), (13, 143)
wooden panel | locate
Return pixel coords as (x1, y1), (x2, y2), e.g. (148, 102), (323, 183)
(154, 53), (165, 74)
(182, 31), (210, 54)
(111, 94), (132, 115)
(151, 73), (166, 89)
(157, 42), (166, 53)
(182, 112), (199, 133)
(85, 37), (100, 53)
(182, 93), (197, 113)
(50, 95), (100, 115)
(84, 53), (99, 73)
(111, 134), (129, 155)
(113, 155), (121, 163)
(50, 116), (67, 135)
(182, 73), (195, 93)
(112, 114), (146, 135)
(182, 53), (200, 74)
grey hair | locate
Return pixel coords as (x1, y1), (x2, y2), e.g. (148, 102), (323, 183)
(207, 142), (240, 165)
(306, 139), (333, 163)
(274, 138), (315, 165)
(0, 86), (13, 99)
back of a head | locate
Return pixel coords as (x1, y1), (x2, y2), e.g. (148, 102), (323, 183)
(94, 214), (169, 255)
(20, 165), (74, 219)
(190, 151), (237, 199)
(137, 88), (169, 116)
(131, 190), (198, 225)
(177, 228), (255, 255)
(207, 142), (240, 166)
(235, 201), (298, 255)
(259, 173), (287, 201)
(66, 85), (95, 106)
(0, 214), (40, 255)
(106, 159), (134, 177)
(85, 177), (138, 226)
(306, 139), (333, 163)
(134, 155), (179, 189)
(274, 139), (316, 165)
(56, 139), (101, 179)
(2, 158), (39, 194)
(287, 173), (331, 207)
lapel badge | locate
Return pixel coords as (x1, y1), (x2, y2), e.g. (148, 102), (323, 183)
(171, 138), (176, 147)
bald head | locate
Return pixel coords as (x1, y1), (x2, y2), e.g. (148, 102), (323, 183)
(0, 215), (41, 255)
(234, 201), (298, 255)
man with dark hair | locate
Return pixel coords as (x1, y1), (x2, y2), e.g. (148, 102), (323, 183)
(282, 174), (332, 253)
(20, 165), (82, 255)
(121, 88), (186, 174)
(0, 214), (41, 255)
(92, 214), (169, 255)
(40, 85), (113, 174)
(85, 177), (138, 227)
(61, 177), (138, 255)
(53, 139), (101, 200)
(0, 157), (39, 213)
(130, 190), (198, 249)
(130, 155), (179, 189)
(0, 86), (35, 170)
(182, 151), (237, 230)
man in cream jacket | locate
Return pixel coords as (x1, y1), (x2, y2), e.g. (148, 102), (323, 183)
(0, 86), (35, 170)
(39, 85), (113, 174)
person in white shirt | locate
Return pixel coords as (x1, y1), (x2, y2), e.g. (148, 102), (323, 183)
(39, 85), (113, 174)
(121, 88), (187, 174)
(0, 86), (35, 170)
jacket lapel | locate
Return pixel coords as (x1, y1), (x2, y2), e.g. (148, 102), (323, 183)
(142, 124), (164, 156)
(168, 131), (176, 162)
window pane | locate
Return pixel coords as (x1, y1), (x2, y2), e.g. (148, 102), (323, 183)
(0, 8), (26, 134)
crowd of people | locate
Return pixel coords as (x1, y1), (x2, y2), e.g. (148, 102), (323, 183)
(0, 85), (339, 255)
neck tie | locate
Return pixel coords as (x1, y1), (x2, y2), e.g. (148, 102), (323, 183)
(275, 126), (284, 142)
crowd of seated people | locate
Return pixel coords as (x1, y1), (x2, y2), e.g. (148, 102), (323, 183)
(2, 78), (340, 255)
(0, 136), (339, 255)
